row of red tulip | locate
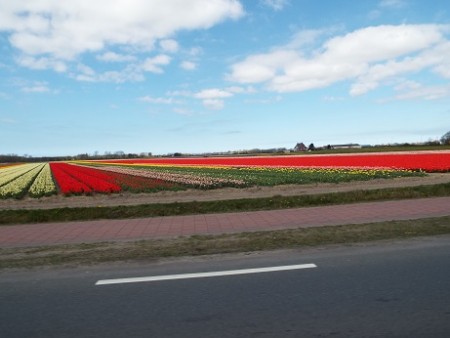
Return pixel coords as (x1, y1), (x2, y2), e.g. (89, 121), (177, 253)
(100, 151), (450, 172)
(50, 163), (121, 194)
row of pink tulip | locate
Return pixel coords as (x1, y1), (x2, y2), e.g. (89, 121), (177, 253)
(95, 165), (246, 188)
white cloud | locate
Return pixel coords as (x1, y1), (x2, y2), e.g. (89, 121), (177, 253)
(77, 63), (95, 76)
(225, 86), (256, 94)
(96, 52), (136, 62)
(285, 28), (331, 49)
(74, 74), (95, 82)
(16, 56), (67, 72)
(430, 41), (450, 78)
(188, 47), (203, 57)
(22, 85), (49, 93)
(167, 90), (192, 97)
(228, 24), (450, 95)
(370, 1), (406, 20)
(349, 57), (430, 96)
(394, 83), (450, 101)
(173, 107), (194, 115)
(141, 54), (171, 73)
(202, 99), (225, 110)
(72, 63), (97, 82)
(73, 63), (145, 83)
(21, 81), (50, 93)
(0, 0), (244, 74)
(244, 95), (281, 104)
(98, 68), (145, 82)
(194, 88), (233, 99)
(1, 1), (244, 59)
(261, 0), (289, 11)
(393, 80), (421, 91)
(323, 25), (442, 63)
(180, 61), (197, 71)
(189, 86), (257, 110)
(323, 96), (345, 102)
(160, 39), (179, 53)
(139, 96), (176, 104)
(228, 50), (298, 83)
(191, 86), (255, 110)
(351, 39), (450, 95)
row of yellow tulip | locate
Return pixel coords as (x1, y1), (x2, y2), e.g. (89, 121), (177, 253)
(0, 163), (43, 187)
(0, 163), (46, 198)
(28, 163), (57, 197)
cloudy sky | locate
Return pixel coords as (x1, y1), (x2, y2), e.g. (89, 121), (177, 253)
(1, 0), (449, 156)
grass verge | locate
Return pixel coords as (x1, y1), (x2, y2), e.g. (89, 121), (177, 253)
(1, 216), (449, 269)
(1, 182), (450, 225)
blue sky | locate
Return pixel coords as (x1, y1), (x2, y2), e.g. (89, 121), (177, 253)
(1, 0), (449, 156)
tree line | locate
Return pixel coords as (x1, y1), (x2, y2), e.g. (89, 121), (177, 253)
(0, 151), (152, 163)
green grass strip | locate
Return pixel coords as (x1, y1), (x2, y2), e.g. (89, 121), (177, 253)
(1, 216), (449, 269)
(1, 182), (450, 225)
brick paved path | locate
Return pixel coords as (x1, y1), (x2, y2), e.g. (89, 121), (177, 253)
(1, 197), (449, 248)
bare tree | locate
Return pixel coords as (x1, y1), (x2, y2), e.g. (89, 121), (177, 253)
(441, 131), (450, 145)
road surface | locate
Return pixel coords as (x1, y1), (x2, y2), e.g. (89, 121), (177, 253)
(1, 236), (450, 337)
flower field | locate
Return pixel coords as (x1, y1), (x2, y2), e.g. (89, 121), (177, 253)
(0, 151), (448, 199)
(28, 163), (57, 197)
(49, 162), (181, 194)
(0, 163), (49, 199)
(99, 151), (450, 172)
(50, 162), (121, 195)
(92, 165), (247, 188)
(113, 165), (423, 186)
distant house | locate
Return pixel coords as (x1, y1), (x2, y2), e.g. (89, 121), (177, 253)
(294, 142), (308, 152)
(331, 143), (361, 149)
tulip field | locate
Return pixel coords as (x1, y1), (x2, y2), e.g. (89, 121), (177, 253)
(0, 163), (56, 199)
(0, 151), (449, 199)
(100, 151), (450, 172)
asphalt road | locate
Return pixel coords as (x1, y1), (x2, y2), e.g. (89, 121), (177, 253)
(1, 236), (450, 337)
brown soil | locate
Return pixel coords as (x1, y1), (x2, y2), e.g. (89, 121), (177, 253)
(1, 173), (449, 211)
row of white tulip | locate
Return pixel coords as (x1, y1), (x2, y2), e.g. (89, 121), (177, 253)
(95, 165), (246, 188)
(0, 163), (46, 198)
(28, 163), (57, 197)
(0, 163), (43, 187)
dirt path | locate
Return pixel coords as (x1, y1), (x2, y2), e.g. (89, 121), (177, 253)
(1, 173), (449, 211)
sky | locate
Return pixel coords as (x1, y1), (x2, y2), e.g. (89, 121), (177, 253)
(1, 0), (450, 157)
